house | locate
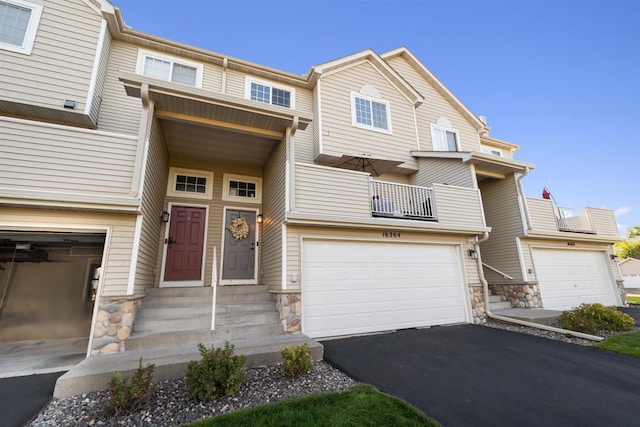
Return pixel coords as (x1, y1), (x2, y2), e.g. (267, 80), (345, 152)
(0, 0), (625, 365)
(620, 258), (640, 288)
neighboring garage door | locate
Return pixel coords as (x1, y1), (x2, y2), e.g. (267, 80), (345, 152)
(532, 249), (618, 310)
(301, 240), (468, 338)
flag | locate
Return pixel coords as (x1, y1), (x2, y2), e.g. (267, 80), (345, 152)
(542, 188), (551, 200)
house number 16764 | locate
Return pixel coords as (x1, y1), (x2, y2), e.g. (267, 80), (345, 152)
(383, 232), (401, 238)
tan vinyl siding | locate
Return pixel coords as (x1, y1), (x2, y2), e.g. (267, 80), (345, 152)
(202, 63), (223, 93)
(225, 69), (245, 97)
(0, 207), (137, 297)
(261, 139), (287, 290)
(478, 175), (525, 283)
(294, 163), (372, 218)
(385, 56), (480, 152)
(588, 208), (620, 238)
(293, 125), (315, 164)
(286, 226), (480, 291)
(432, 183), (485, 229)
(413, 158), (474, 188)
(96, 42), (143, 134)
(0, 0), (101, 116)
(89, 26), (111, 125)
(318, 62), (419, 169)
(526, 197), (559, 233)
(0, 117), (137, 197)
(134, 118), (169, 292)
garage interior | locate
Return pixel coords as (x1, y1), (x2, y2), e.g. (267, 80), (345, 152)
(0, 231), (105, 376)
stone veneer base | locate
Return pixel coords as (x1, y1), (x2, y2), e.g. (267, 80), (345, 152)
(91, 295), (144, 355)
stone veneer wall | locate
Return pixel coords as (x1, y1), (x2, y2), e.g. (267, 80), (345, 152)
(617, 280), (629, 307)
(91, 296), (144, 355)
(274, 293), (301, 333)
(488, 283), (542, 308)
(469, 286), (486, 324)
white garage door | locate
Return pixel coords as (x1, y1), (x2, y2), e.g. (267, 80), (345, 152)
(301, 240), (468, 338)
(532, 249), (618, 310)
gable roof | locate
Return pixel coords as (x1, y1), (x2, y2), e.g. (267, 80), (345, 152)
(308, 49), (424, 107)
(381, 47), (488, 134)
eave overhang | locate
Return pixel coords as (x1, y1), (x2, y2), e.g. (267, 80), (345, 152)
(119, 72), (312, 139)
(411, 150), (535, 179)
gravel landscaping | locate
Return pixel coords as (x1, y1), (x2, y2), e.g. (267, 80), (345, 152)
(28, 361), (355, 427)
(28, 306), (640, 427)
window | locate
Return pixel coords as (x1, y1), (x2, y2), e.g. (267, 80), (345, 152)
(430, 123), (459, 152)
(244, 77), (295, 109)
(166, 168), (213, 199)
(481, 146), (503, 157)
(136, 49), (203, 88)
(350, 91), (392, 133)
(222, 174), (262, 203)
(0, 0), (42, 55)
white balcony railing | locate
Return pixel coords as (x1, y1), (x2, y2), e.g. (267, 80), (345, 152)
(370, 180), (436, 220)
(554, 206), (594, 233)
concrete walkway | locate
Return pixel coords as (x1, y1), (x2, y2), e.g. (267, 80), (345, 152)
(323, 325), (640, 427)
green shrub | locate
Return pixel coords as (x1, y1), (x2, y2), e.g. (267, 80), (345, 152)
(281, 343), (313, 378)
(107, 358), (155, 415)
(559, 303), (635, 334)
(186, 342), (247, 400)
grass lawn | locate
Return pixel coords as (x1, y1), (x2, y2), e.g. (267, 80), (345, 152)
(185, 383), (441, 427)
(595, 332), (640, 358)
(627, 295), (640, 305)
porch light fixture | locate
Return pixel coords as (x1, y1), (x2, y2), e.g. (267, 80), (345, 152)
(257, 213), (263, 224)
(63, 100), (76, 109)
(610, 254), (619, 262)
(468, 249), (478, 260)
(161, 210), (170, 223)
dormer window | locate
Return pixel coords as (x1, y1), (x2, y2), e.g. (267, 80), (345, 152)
(430, 118), (459, 152)
(245, 77), (295, 109)
(0, 0), (43, 55)
(481, 146), (503, 157)
(350, 86), (392, 133)
(135, 49), (203, 88)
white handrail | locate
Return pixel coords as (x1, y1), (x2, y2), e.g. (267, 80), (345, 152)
(211, 246), (217, 330)
(482, 262), (514, 280)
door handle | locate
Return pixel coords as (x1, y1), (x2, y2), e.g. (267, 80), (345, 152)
(250, 242), (255, 251)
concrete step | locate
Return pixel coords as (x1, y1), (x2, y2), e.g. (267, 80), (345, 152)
(215, 301), (275, 314)
(146, 287), (213, 298)
(136, 305), (212, 320)
(217, 292), (273, 304)
(216, 284), (269, 296)
(492, 308), (563, 326)
(488, 295), (503, 303)
(126, 322), (284, 351)
(215, 311), (277, 326)
(55, 333), (323, 398)
(132, 316), (211, 333)
(490, 301), (513, 310)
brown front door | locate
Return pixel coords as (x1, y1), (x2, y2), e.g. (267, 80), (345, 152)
(164, 206), (206, 282)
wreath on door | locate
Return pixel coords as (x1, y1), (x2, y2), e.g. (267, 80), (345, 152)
(228, 217), (249, 241)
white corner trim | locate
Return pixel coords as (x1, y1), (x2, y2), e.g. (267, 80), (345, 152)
(282, 224), (287, 290)
(85, 18), (108, 116)
(126, 215), (144, 295)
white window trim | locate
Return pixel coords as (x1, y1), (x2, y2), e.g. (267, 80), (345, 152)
(350, 91), (393, 134)
(0, 0), (43, 55)
(244, 76), (296, 109)
(166, 167), (214, 200)
(481, 145), (503, 157)
(135, 49), (204, 88)
(430, 123), (460, 152)
(221, 173), (262, 204)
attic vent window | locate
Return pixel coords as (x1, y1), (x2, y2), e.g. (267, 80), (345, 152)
(0, 0), (43, 55)
(245, 77), (295, 109)
(135, 49), (203, 88)
(360, 85), (380, 98)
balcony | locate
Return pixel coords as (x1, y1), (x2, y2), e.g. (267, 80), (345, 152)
(292, 163), (487, 231)
(527, 197), (620, 238)
(370, 180), (435, 220)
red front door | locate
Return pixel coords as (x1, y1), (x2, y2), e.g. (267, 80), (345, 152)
(164, 206), (206, 282)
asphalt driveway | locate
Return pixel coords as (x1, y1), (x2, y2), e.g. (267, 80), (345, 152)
(322, 325), (640, 427)
(0, 371), (64, 427)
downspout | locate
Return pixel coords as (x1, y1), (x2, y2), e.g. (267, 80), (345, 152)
(474, 232), (603, 341)
(516, 167), (532, 233)
(286, 117), (299, 212)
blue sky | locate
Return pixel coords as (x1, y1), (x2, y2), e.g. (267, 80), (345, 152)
(112, 0), (640, 236)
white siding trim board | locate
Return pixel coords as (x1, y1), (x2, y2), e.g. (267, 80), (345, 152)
(84, 18), (107, 116)
(126, 214), (144, 295)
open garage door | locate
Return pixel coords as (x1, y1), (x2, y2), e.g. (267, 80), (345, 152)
(301, 240), (469, 338)
(532, 249), (618, 310)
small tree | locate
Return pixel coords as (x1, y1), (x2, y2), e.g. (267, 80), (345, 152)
(614, 226), (640, 260)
